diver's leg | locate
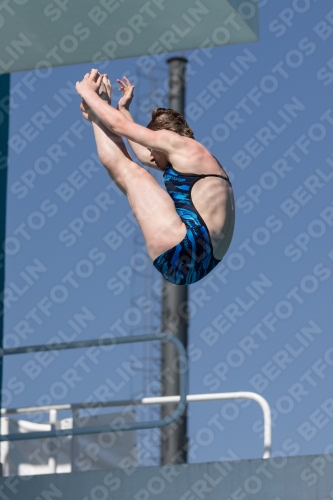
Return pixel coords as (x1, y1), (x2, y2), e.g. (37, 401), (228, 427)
(93, 120), (186, 261)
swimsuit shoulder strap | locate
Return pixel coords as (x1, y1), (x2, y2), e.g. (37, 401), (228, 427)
(165, 160), (232, 185)
(210, 155), (232, 185)
(199, 173), (232, 185)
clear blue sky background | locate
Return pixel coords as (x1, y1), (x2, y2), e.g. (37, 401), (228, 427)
(3, 0), (333, 466)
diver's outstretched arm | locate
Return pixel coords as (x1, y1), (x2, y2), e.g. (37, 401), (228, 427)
(116, 77), (161, 170)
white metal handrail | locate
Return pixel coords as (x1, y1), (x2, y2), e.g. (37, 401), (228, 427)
(1, 391), (272, 458)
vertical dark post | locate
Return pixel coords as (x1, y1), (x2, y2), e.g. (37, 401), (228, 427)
(0, 73), (10, 476)
(160, 57), (188, 465)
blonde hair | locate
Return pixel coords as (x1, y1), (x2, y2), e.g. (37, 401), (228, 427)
(146, 108), (194, 139)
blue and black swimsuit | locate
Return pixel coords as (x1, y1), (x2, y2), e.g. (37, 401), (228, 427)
(153, 161), (232, 286)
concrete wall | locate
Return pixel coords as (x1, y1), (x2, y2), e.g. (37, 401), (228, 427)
(1, 454), (333, 500)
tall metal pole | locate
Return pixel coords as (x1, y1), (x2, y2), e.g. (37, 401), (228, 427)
(0, 73), (10, 476)
(161, 57), (188, 465)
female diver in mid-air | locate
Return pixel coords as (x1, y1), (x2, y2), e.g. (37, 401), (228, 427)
(75, 69), (235, 286)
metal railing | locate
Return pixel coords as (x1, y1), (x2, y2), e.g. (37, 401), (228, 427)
(1, 392), (271, 458)
(0, 333), (272, 458)
(0, 333), (187, 441)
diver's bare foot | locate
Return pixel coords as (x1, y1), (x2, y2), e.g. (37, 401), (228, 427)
(98, 75), (112, 105)
(81, 74), (111, 121)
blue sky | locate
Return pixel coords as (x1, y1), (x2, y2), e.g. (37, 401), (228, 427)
(3, 0), (333, 466)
